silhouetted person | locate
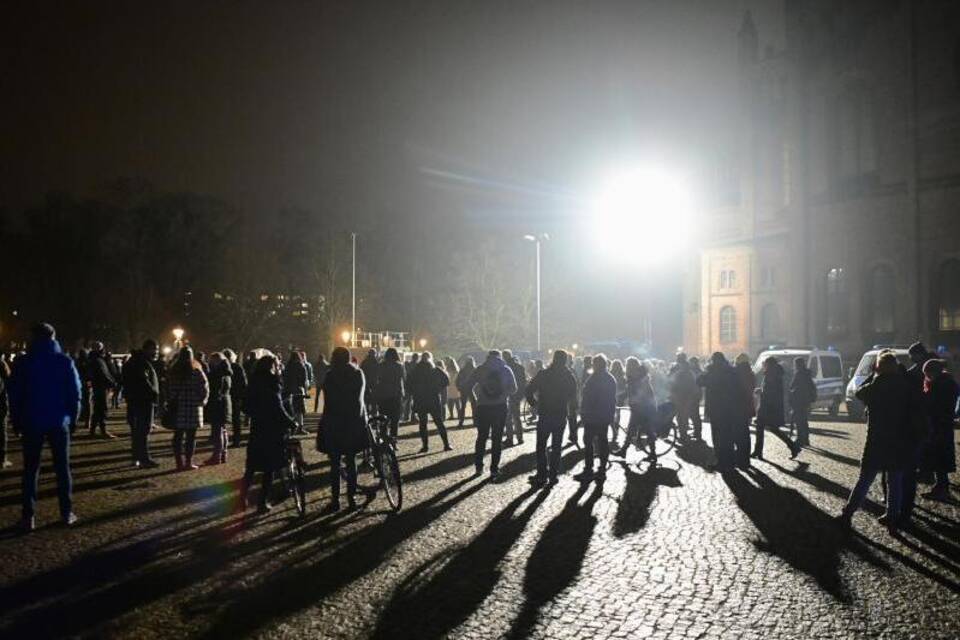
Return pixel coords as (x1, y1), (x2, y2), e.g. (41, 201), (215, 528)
(374, 347), (405, 439)
(790, 357), (818, 448)
(577, 353), (616, 481)
(222, 349), (247, 447)
(240, 354), (294, 514)
(9, 323), (81, 532)
(696, 352), (740, 472)
(88, 341), (117, 438)
(76, 348), (91, 431)
(618, 357), (658, 463)
(919, 358), (958, 501)
(752, 356), (800, 460)
(670, 352), (701, 440)
(313, 353), (330, 413)
(468, 350), (518, 479)
(320, 347), (368, 512)
(121, 340), (160, 468)
(166, 346), (210, 471)
(838, 352), (917, 534)
(0, 359), (10, 468)
(525, 349), (578, 486)
(402, 353), (420, 422)
(408, 351), (451, 452)
(283, 351), (308, 434)
(455, 356), (477, 427)
(204, 352), (233, 465)
(503, 350), (527, 447)
(731, 353), (755, 469)
(360, 349), (380, 413)
(443, 356), (461, 422)
(610, 358), (626, 448)
(901, 341), (935, 521)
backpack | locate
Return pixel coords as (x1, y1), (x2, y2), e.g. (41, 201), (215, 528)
(481, 367), (503, 398)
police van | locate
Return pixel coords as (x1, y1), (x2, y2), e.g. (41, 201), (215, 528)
(844, 346), (912, 421)
(753, 346), (845, 416)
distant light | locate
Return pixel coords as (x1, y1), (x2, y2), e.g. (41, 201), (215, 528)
(571, 343), (579, 350)
(172, 327), (184, 341)
(162, 346), (172, 356)
(523, 234), (536, 242)
(341, 330), (352, 345)
(11, 310), (17, 317)
(419, 338), (428, 349)
(588, 166), (694, 265)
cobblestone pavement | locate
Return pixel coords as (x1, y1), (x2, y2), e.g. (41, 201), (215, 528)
(1, 410), (958, 639)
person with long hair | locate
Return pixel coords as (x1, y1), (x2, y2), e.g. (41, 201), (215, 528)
(165, 346), (210, 471)
(320, 347), (368, 512)
(240, 354), (295, 514)
(374, 347), (405, 439)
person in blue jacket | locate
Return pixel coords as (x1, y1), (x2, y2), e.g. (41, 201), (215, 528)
(8, 323), (82, 532)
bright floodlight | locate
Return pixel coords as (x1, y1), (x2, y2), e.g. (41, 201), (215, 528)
(172, 327), (184, 341)
(341, 330), (352, 344)
(589, 167), (694, 264)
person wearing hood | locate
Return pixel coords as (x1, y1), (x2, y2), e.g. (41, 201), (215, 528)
(121, 340), (160, 469)
(8, 323), (82, 532)
(374, 347), (406, 439)
(752, 356), (801, 460)
(204, 352), (233, 465)
(696, 352), (742, 472)
(467, 350), (518, 479)
(408, 351), (451, 452)
(455, 356), (477, 427)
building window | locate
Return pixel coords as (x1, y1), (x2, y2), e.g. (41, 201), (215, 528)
(938, 260), (960, 331)
(719, 269), (736, 290)
(868, 265), (896, 334)
(719, 306), (737, 344)
(826, 267), (848, 334)
(760, 304), (779, 340)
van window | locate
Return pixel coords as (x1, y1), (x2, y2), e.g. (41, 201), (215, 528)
(821, 356), (842, 379)
(808, 356), (819, 377)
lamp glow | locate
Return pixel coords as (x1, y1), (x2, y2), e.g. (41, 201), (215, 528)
(418, 338), (428, 349)
(589, 166), (693, 264)
(341, 330), (352, 345)
(172, 327), (184, 342)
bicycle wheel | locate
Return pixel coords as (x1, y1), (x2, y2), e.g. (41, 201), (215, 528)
(378, 446), (402, 512)
(647, 423), (678, 458)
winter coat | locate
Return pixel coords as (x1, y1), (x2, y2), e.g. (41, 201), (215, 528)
(207, 361), (233, 426)
(469, 355), (518, 407)
(88, 352), (117, 392)
(0, 375), (7, 419)
(757, 361), (786, 427)
(669, 362), (699, 404)
(920, 373), (959, 473)
(456, 362), (477, 396)
(525, 364), (578, 416)
(408, 361), (449, 410)
(734, 362), (757, 420)
(245, 372), (295, 472)
(789, 369), (818, 411)
(506, 358), (527, 396)
(360, 355), (380, 392)
(581, 369), (617, 425)
(855, 372), (917, 471)
(166, 367), (210, 430)
(623, 373), (656, 414)
(320, 363), (368, 455)
(282, 358), (308, 398)
(8, 337), (81, 434)
(374, 360), (405, 402)
(122, 351), (160, 408)
(697, 362), (740, 426)
(314, 360), (330, 389)
(229, 361), (248, 401)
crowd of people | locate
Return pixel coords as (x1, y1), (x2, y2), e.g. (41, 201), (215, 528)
(3, 322), (957, 537)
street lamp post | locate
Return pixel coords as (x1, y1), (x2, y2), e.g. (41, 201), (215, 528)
(523, 233), (548, 354)
(351, 232), (357, 349)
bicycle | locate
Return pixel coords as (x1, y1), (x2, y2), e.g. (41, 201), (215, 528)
(612, 402), (681, 462)
(279, 430), (308, 516)
(343, 413), (403, 512)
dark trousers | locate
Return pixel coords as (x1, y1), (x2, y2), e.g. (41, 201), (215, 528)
(567, 408), (579, 444)
(379, 396), (402, 439)
(901, 447), (922, 518)
(0, 410), (7, 462)
(173, 429), (197, 461)
(79, 388), (91, 426)
(231, 397), (244, 445)
(753, 420), (794, 456)
(535, 412), (566, 480)
(91, 389), (109, 432)
(711, 421), (734, 470)
(731, 420), (751, 468)
(844, 466), (902, 520)
(329, 452), (357, 501)
(793, 406), (810, 445)
(506, 397), (524, 442)
(402, 395), (413, 422)
(242, 470), (274, 508)
(22, 426), (72, 519)
(583, 421), (609, 472)
(128, 403), (154, 463)
(458, 394), (476, 426)
(417, 403), (449, 448)
(475, 404), (507, 473)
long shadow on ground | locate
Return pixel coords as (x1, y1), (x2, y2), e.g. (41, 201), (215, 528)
(723, 467), (888, 602)
(611, 462), (682, 537)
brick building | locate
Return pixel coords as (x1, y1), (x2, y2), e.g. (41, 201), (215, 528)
(684, 0), (960, 362)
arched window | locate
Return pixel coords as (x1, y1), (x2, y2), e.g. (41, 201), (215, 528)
(826, 267), (848, 334)
(938, 260), (960, 331)
(868, 265), (896, 334)
(760, 303), (779, 340)
(719, 306), (737, 344)
(719, 269), (737, 290)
